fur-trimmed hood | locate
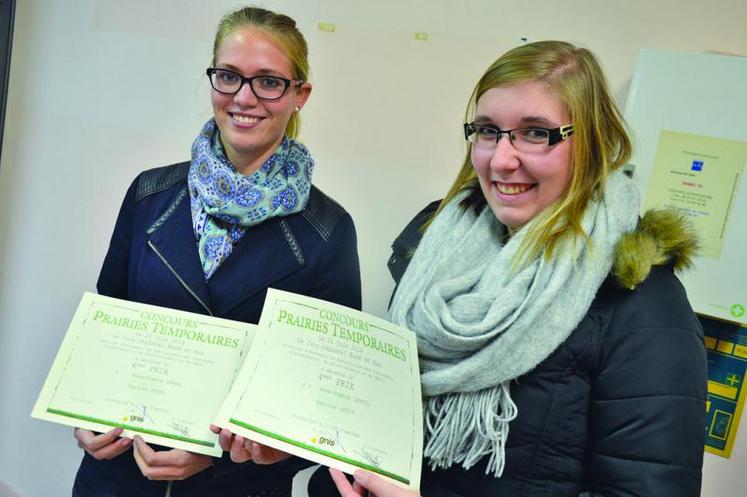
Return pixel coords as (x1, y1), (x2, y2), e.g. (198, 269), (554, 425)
(613, 208), (699, 290)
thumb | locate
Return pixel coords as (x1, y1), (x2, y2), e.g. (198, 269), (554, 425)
(353, 469), (397, 494)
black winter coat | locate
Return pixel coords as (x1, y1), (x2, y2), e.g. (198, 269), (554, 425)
(73, 162), (361, 497)
(388, 203), (707, 497)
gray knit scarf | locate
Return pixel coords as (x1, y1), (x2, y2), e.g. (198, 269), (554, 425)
(388, 171), (640, 476)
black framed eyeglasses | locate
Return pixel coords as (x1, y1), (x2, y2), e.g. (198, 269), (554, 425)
(206, 67), (303, 101)
(464, 122), (574, 153)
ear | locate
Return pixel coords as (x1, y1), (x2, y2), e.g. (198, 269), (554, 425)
(294, 82), (312, 111)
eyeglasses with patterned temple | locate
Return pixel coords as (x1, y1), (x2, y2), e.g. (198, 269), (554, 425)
(206, 67), (304, 101)
(464, 122), (574, 153)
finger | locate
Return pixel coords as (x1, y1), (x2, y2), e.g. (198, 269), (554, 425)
(209, 424), (221, 435)
(90, 437), (132, 460)
(133, 447), (210, 481)
(134, 463), (178, 481)
(229, 435), (251, 463)
(132, 442), (158, 479)
(75, 427), (129, 460)
(252, 442), (282, 464)
(132, 439), (177, 480)
(218, 429), (235, 452)
(329, 468), (361, 497)
(136, 439), (193, 469)
(249, 442), (263, 463)
(354, 470), (414, 496)
(132, 435), (166, 467)
(250, 442), (284, 464)
(75, 427), (123, 451)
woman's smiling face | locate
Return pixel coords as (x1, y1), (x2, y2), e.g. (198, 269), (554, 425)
(211, 27), (310, 174)
(471, 81), (573, 231)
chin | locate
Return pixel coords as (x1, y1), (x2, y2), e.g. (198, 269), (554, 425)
(490, 207), (521, 229)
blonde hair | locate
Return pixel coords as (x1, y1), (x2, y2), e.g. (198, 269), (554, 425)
(439, 40), (631, 266)
(212, 6), (309, 138)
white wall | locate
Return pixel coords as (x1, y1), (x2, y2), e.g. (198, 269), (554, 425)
(1, 1), (746, 496)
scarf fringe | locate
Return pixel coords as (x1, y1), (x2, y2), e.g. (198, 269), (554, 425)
(424, 382), (517, 477)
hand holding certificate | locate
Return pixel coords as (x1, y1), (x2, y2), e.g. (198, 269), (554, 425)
(33, 289), (424, 490)
(32, 292), (254, 456)
(213, 288), (423, 490)
(330, 468), (421, 497)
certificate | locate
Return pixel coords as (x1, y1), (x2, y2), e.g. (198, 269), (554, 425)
(214, 288), (423, 489)
(32, 292), (253, 456)
(643, 130), (747, 259)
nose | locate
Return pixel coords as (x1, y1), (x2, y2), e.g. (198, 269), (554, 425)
(233, 81), (259, 107)
(488, 134), (520, 173)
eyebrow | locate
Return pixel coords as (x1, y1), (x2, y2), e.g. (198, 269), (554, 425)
(473, 115), (495, 124)
(473, 115), (558, 127)
(521, 115), (556, 127)
(215, 64), (289, 78)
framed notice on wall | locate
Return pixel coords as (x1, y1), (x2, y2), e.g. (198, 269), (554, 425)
(624, 49), (747, 326)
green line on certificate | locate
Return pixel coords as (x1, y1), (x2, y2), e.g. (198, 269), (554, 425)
(367, 323), (402, 338)
(47, 409), (215, 447)
(284, 299), (320, 312)
(229, 418), (409, 484)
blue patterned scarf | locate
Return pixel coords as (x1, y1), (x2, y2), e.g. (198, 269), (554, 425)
(188, 119), (313, 279)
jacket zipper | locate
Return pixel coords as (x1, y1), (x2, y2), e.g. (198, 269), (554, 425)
(147, 240), (213, 316)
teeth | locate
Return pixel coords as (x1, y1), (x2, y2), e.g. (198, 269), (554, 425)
(233, 115), (261, 124)
(496, 183), (531, 195)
